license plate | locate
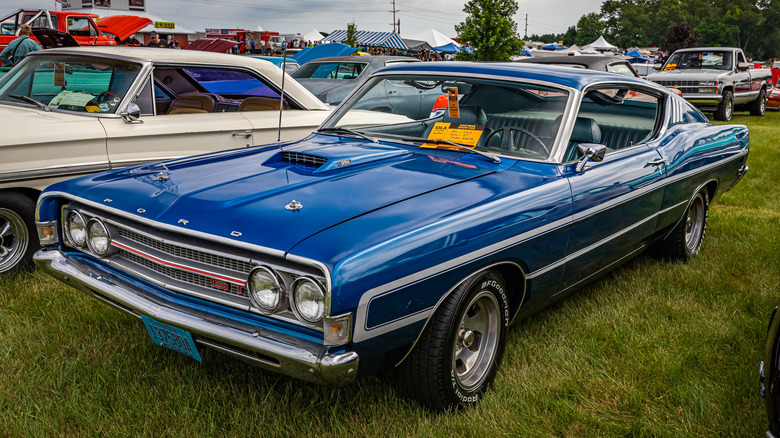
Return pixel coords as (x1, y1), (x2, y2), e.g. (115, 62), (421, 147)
(141, 314), (202, 362)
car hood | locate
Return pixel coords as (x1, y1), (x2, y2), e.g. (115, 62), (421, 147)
(292, 78), (355, 103)
(647, 69), (726, 81)
(96, 16), (153, 42)
(60, 133), (506, 253)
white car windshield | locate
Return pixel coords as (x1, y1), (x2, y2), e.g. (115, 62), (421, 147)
(321, 74), (570, 160)
(0, 55), (142, 113)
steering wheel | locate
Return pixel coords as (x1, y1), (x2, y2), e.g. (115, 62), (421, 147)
(96, 91), (119, 103)
(485, 127), (549, 156)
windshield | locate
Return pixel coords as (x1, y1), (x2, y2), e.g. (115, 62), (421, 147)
(0, 55), (142, 114)
(664, 51), (732, 71)
(291, 62), (367, 79)
(322, 74), (570, 160)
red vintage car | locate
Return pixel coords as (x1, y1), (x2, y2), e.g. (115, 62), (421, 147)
(0, 9), (150, 50)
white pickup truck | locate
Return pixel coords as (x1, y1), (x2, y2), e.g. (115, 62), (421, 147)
(647, 47), (772, 121)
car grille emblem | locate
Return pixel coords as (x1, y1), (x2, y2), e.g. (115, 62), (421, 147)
(285, 200), (303, 211)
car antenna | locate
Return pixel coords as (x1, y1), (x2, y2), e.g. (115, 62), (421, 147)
(277, 48), (288, 147)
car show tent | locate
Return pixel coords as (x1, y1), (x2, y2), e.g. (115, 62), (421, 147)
(291, 42), (358, 65)
(406, 28), (459, 49)
(323, 30), (407, 49)
(585, 35), (618, 50)
(302, 28), (325, 42)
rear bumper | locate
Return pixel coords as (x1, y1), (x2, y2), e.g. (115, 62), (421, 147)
(34, 249), (359, 386)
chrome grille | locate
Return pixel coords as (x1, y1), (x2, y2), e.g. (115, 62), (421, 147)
(653, 80), (700, 87)
(120, 249), (249, 298)
(118, 227), (253, 273)
(281, 151), (327, 167)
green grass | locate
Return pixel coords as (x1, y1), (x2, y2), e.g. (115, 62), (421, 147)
(1, 110), (778, 437)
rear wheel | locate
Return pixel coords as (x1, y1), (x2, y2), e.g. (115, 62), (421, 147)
(653, 188), (709, 261)
(0, 193), (37, 277)
(714, 90), (733, 121)
(749, 88), (767, 116)
(396, 270), (509, 410)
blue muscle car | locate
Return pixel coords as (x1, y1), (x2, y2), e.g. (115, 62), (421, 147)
(33, 62), (749, 410)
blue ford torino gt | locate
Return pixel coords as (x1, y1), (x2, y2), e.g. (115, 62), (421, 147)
(33, 62), (749, 410)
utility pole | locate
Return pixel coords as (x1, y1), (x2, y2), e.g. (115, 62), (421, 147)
(390, 0), (399, 33)
(524, 14), (528, 40)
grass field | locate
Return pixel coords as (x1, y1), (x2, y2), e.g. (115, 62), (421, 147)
(1, 110), (778, 437)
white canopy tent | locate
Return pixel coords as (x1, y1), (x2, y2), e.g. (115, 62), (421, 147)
(586, 35), (618, 50)
(405, 28), (459, 48)
(303, 28), (325, 42)
(563, 44), (581, 54)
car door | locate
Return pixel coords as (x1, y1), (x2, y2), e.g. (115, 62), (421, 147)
(559, 86), (666, 290)
(101, 73), (257, 169)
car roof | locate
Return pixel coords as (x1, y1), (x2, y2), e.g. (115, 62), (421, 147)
(304, 55), (420, 65)
(516, 55), (629, 69)
(375, 61), (655, 91)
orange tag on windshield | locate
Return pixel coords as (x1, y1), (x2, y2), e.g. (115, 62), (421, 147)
(54, 63), (65, 86)
(448, 88), (459, 118)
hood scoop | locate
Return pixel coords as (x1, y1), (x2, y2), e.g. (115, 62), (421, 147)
(281, 151), (327, 168)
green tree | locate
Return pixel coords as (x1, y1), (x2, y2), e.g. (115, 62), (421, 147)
(573, 12), (605, 46)
(455, 0), (524, 61)
(345, 21), (358, 48)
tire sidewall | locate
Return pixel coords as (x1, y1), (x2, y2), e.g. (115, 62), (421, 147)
(685, 190), (709, 257)
(444, 271), (510, 406)
(0, 193), (37, 276)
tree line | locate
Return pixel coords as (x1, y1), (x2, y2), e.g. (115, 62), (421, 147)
(531, 0), (780, 59)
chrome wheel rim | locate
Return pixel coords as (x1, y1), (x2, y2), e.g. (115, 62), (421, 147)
(725, 98), (733, 119)
(452, 290), (500, 391)
(761, 93), (767, 113)
(0, 208), (28, 273)
(684, 196), (705, 253)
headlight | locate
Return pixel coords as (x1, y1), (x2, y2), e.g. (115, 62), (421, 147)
(291, 277), (325, 324)
(86, 218), (111, 256)
(248, 266), (285, 313)
(65, 211), (87, 247)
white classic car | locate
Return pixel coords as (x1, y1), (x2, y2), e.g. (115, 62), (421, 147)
(0, 46), (330, 276)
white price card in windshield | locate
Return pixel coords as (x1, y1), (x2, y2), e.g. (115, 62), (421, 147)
(423, 122), (485, 148)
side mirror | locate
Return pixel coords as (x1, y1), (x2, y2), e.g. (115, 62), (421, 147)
(654, 64), (662, 71)
(575, 144), (607, 173)
(738, 62), (750, 71)
(120, 102), (143, 124)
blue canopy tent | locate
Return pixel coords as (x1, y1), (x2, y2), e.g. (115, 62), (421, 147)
(520, 49), (532, 56)
(431, 42), (459, 53)
(542, 43), (565, 50)
(322, 30), (408, 50)
(291, 43), (358, 65)
(626, 50), (644, 58)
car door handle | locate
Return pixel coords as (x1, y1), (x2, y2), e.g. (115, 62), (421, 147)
(232, 131), (252, 138)
(647, 158), (666, 166)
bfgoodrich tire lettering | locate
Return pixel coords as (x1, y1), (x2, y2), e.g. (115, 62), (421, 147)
(395, 270), (509, 410)
(0, 193), (37, 277)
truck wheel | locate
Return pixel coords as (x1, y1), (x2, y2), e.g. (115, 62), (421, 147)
(652, 188), (709, 261)
(714, 90), (733, 121)
(0, 193), (38, 277)
(395, 270), (509, 411)
(749, 88), (767, 116)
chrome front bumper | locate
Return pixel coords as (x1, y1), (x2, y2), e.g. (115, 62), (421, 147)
(34, 249), (359, 386)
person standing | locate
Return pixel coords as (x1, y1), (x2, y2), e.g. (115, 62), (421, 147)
(250, 39), (255, 54)
(146, 31), (169, 48)
(0, 24), (42, 67)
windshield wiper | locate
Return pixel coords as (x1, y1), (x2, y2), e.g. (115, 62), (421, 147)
(400, 136), (501, 164)
(9, 94), (51, 112)
(318, 127), (378, 143)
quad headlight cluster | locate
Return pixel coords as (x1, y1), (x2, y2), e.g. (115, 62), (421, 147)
(248, 266), (326, 325)
(63, 209), (115, 257)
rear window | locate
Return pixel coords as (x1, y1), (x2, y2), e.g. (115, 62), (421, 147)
(291, 62), (367, 80)
(181, 68), (280, 98)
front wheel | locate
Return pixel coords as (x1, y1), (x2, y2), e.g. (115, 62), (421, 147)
(395, 270), (509, 410)
(0, 193), (37, 277)
(714, 90), (733, 121)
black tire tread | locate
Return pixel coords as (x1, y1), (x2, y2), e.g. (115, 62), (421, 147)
(714, 90), (733, 121)
(749, 88), (767, 116)
(652, 189), (709, 261)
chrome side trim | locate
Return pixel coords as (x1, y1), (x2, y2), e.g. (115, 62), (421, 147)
(33, 249), (358, 386)
(0, 163), (110, 183)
